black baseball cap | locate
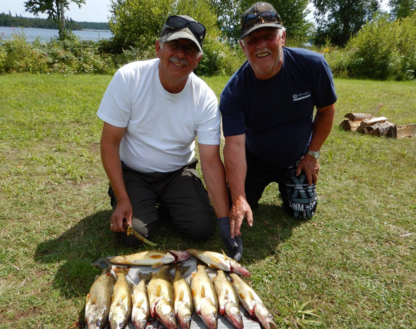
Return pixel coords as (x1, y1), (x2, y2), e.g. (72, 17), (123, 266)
(240, 2), (282, 39)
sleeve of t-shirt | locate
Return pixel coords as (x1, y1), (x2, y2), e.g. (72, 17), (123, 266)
(313, 57), (337, 108)
(219, 82), (246, 137)
(196, 86), (221, 145)
(97, 69), (131, 128)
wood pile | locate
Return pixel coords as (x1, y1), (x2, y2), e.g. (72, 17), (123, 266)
(339, 104), (416, 138)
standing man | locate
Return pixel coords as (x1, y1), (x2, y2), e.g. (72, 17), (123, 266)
(98, 15), (239, 258)
(220, 2), (337, 241)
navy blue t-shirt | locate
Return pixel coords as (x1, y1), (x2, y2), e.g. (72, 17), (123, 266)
(220, 47), (337, 168)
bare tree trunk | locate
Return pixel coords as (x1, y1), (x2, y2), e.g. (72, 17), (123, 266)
(56, 0), (66, 40)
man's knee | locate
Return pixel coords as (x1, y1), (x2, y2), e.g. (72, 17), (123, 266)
(178, 214), (214, 241)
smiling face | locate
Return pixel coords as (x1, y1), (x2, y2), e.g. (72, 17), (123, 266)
(156, 38), (202, 93)
(239, 27), (285, 80)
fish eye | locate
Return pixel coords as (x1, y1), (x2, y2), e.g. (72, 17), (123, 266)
(170, 312), (175, 318)
(268, 314), (274, 319)
(96, 320), (102, 327)
(142, 320), (147, 325)
(238, 314), (243, 319)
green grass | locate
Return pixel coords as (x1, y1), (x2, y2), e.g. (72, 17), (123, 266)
(0, 74), (415, 328)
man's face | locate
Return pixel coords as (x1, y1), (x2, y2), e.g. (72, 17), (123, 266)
(156, 38), (202, 91)
(239, 27), (285, 80)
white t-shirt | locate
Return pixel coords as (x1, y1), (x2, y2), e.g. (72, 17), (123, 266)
(97, 58), (220, 173)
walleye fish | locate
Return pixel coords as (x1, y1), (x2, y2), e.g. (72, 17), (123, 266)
(148, 265), (177, 329)
(110, 250), (191, 268)
(173, 266), (193, 329)
(229, 274), (277, 329)
(191, 265), (218, 329)
(187, 249), (251, 277)
(109, 267), (132, 329)
(85, 258), (114, 329)
(213, 270), (244, 329)
(131, 273), (151, 329)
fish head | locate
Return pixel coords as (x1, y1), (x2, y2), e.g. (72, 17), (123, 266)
(200, 302), (218, 329)
(132, 318), (147, 329)
(86, 316), (105, 329)
(132, 311), (148, 329)
(109, 315), (128, 329)
(155, 300), (177, 329)
(224, 302), (244, 329)
(177, 306), (193, 329)
(254, 303), (277, 329)
(229, 260), (251, 277)
(169, 250), (191, 262)
(86, 306), (108, 329)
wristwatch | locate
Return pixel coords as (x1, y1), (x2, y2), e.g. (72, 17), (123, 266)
(307, 149), (320, 159)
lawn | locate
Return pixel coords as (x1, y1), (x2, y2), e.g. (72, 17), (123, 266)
(0, 74), (415, 328)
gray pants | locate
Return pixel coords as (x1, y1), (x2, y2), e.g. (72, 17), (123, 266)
(109, 159), (214, 246)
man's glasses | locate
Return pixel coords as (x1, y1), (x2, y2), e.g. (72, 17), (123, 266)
(165, 16), (206, 42)
(166, 40), (199, 56)
(241, 11), (282, 29)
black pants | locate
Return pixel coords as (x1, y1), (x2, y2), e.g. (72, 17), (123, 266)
(245, 149), (318, 219)
(109, 159), (214, 246)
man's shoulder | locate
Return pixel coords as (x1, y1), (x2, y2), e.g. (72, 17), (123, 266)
(223, 61), (251, 91)
(189, 73), (217, 99)
(284, 47), (326, 64)
(117, 58), (158, 75)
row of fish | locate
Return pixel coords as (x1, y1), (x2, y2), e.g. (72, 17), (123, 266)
(109, 249), (251, 278)
(85, 259), (277, 329)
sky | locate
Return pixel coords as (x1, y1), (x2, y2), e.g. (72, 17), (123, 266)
(0, 0), (113, 22)
(1, 0), (390, 24)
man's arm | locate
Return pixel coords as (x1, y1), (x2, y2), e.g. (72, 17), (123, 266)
(198, 144), (229, 218)
(100, 122), (131, 232)
(296, 103), (335, 185)
(223, 134), (253, 238)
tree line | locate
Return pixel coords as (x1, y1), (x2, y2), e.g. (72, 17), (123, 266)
(20, 0), (415, 46)
(0, 12), (109, 31)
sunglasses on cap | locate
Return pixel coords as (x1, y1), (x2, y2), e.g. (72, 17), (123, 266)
(165, 16), (206, 42)
(241, 11), (282, 29)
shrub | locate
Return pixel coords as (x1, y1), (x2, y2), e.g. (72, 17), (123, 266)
(195, 38), (245, 76)
(346, 13), (416, 80)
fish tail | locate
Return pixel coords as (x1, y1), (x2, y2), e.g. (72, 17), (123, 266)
(91, 257), (112, 270)
(138, 272), (152, 282)
(114, 266), (130, 276)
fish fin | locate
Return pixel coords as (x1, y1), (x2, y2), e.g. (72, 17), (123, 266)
(86, 293), (90, 303)
(156, 285), (161, 297)
(152, 262), (164, 269)
(179, 290), (184, 302)
(201, 286), (206, 298)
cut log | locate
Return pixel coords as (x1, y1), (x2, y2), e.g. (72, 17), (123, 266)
(387, 123), (416, 138)
(365, 121), (395, 136)
(344, 113), (372, 121)
(357, 117), (388, 133)
(339, 119), (361, 131)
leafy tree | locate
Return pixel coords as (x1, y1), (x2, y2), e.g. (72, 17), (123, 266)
(109, 0), (220, 50)
(24, 0), (85, 40)
(389, 0), (416, 19)
(312, 0), (380, 47)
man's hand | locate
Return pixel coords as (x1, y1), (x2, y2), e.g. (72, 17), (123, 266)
(296, 156), (320, 185)
(110, 198), (132, 232)
(218, 217), (243, 261)
(229, 197), (253, 238)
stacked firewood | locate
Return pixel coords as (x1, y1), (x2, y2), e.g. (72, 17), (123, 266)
(339, 104), (416, 138)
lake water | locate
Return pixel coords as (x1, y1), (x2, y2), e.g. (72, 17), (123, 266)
(0, 26), (113, 43)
